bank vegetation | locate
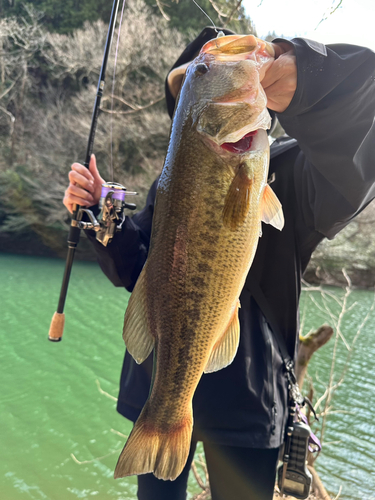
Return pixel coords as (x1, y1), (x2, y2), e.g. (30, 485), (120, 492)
(0, 0), (374, 288)
(0, 0), (254, 258)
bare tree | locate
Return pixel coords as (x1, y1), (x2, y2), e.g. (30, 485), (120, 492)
(0, 0), (185, 256)
(299, 273), (375, 477)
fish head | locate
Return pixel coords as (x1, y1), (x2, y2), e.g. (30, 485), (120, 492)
(173, 34), (274, 151)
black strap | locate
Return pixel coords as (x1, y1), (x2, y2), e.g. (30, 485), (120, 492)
(244, 277), (303, 405)
(244, 277), (292, 367)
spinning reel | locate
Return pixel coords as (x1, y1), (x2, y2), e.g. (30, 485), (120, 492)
(74, 182), (137, 246)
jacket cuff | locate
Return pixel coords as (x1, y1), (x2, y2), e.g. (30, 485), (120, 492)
(271, 37), (328, 117)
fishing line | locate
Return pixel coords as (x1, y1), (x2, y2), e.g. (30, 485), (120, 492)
(190, 0), (220, 34)
(110, 0), (127, 182)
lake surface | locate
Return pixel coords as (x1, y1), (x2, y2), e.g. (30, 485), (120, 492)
(1, 253), (374, 499)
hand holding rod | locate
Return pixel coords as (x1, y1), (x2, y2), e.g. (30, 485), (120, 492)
(48, 0), (121, 342)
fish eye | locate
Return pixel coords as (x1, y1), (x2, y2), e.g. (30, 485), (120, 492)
(195, 63), (209, 76)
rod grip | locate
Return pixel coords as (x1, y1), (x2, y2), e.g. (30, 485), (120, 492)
(48, 312), (65, 342)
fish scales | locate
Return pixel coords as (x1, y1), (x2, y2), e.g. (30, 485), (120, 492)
(114, 34), (284, 481)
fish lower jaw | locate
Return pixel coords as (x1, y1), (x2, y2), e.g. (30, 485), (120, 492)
(220, 130), (257, 153)
(205, 128), (268, 156)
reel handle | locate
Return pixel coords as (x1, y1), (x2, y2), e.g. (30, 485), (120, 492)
(125, 202), (137, 210)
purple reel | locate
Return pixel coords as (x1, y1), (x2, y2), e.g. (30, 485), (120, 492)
(100, 182), (126, 203)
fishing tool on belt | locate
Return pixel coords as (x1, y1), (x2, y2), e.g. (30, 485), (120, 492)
(276, 368), (320, 499)
(244, 278), (321, 499)
(48, 0), (136, 342)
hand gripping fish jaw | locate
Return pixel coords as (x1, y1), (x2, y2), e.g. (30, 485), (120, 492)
(72, 182), (138, 247)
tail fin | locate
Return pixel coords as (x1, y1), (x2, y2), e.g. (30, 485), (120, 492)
(114, 407), (193, 481)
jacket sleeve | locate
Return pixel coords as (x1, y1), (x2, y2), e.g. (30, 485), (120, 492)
(276, 38), (375, 240)
(85, 178), (158, 291)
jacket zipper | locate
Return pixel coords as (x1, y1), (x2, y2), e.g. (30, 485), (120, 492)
(263, 318), (277, 435)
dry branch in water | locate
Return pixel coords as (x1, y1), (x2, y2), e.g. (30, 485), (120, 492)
(296, 325), (334, 388)
(191, 454), (211, 500)
(95, 379), (118, 402)
(71, 448), (122, 465)
(70, 382), (128, 467)
(298, 270), (375, 500)
(308, 466), (332, 500)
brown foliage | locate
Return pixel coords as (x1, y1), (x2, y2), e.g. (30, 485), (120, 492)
(0, 0), (185, 256)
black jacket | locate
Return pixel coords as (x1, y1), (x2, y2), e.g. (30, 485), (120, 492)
(87, 36), (375, 449)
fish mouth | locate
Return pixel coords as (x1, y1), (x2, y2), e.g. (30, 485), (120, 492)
(220, 131), (257, 154)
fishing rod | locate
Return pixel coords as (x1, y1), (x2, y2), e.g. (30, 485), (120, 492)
(48, 0), (136, 342)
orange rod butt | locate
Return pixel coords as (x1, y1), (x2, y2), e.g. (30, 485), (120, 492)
(48, 312), (65, 342)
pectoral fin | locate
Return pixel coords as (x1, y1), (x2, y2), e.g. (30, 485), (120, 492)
(223, 164), (253, 231)
(123, 268), (154, 364)
(204, 301), (240, 373)
(260, 184), (284, 231)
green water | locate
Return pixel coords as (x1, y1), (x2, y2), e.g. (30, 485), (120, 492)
(299, 287), (375, 500)
(1, 253), (374, 499)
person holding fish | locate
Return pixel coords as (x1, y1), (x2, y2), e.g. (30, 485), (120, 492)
(64, 27), (375, 500)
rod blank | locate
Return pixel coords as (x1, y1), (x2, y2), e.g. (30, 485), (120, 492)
(48, 0), (121, 342)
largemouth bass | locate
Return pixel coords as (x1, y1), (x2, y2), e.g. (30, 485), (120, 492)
(114, 34), (284, 481)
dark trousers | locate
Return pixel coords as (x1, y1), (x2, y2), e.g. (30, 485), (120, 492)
(137, 441), (280, 500)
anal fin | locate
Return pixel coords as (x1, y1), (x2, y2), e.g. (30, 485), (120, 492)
(204, 300), (240, 373)
(123, 267), (154, 364)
